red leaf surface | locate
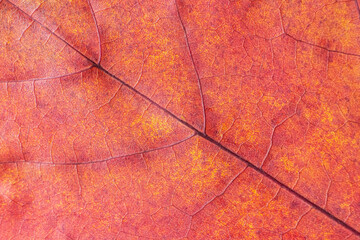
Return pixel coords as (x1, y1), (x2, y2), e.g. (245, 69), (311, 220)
(0, 0), (359, 239)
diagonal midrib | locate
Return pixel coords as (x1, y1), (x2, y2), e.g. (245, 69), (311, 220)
(6, 0), (360, 236)
(101, 66), (360, 237)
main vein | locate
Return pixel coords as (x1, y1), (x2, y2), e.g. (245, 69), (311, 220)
(5, 0), (360, 236)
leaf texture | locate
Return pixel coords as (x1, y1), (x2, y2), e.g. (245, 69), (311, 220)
(0, 0), (359, 239)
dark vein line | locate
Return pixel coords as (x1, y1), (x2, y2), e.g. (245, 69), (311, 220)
(4, 0), (360, 236)
(98, 65), (360, 236)
(355, 0), (360, 18)
(86, 0), (102, 64)
(6, 0), (98, 66)
(174, 0), (207, 133)
(286, 33), (360, 57)
(197, 134), (360, 237)
(0, 134), (196, 166)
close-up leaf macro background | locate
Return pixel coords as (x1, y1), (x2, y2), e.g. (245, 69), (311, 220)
(0, 0), (360, 239)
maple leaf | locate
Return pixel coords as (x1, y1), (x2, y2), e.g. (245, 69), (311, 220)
(0, 0), (359, 239)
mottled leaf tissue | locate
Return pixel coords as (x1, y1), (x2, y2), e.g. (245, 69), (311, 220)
(0, 0), (359, 239)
